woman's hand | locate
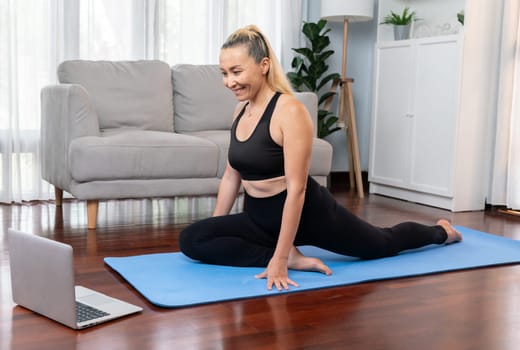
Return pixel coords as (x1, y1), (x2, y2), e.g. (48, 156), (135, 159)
(255, 256), (299, 291)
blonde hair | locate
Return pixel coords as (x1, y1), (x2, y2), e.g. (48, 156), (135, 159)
(222, 25), (294, 95)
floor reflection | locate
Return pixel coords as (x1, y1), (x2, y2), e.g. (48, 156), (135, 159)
(0, 194), (244, 237)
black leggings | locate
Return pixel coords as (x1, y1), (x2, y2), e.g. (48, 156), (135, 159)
(179, 177), (447, 267)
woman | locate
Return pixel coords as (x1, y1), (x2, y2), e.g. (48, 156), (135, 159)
(179, 25), (462, 291)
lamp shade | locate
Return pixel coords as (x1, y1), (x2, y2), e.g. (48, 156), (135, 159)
(321, 0), (374, 22)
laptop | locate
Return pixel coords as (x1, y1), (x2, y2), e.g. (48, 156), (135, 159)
(7, 228), (142, 329)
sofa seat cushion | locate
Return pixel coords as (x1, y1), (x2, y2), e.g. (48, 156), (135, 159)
(69, 130), (218, 182)
(181, 130), (231, 178)
(310, 138), (334, 176)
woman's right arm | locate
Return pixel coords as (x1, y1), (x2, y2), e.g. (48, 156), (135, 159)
(213, 102), (245, 216)
(213, 161), (242, 216)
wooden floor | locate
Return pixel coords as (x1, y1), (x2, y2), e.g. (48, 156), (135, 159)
(2, 185), (520, 350)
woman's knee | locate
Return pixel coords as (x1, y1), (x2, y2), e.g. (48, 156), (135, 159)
(178, 223), (204, 259)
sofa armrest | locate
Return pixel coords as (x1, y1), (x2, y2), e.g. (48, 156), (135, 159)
(40, 84), (100, 191)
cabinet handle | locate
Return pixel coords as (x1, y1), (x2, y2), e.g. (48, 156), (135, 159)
(405, 113), (414, 118)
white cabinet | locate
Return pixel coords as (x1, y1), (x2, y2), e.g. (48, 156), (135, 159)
(370, 43), (414, 189)
(369, 0), (501, 212)
(370, 36), (461, 209)
(410, 38), (459, 195)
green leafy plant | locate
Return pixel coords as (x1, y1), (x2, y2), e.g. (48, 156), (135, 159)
(380, 7), (417, 25)
(457, 10), (464, 25)
(287, 19), (341, 139)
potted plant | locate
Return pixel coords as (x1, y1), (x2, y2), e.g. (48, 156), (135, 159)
(457, 10), (464, 26)
(287, 20), (341, 138)
(381, 7), (417, 40)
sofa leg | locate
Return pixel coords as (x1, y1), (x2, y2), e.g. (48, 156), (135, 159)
(55, 187), (63, 207)
(87, 200), (99, 230)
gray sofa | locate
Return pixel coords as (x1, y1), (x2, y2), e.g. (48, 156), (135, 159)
(40, 60), (333, 229)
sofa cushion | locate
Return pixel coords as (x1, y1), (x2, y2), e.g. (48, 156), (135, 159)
(310, 138), (334, 176)
(182, 130), (230, 178)
(69, 130), (218, 182)
(172, 64), (237, 132)
(58, 60), (174, 132)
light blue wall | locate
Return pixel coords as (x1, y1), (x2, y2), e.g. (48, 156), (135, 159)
(307, 0), (378, 172)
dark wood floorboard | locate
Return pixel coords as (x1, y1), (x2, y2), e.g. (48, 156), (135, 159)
(2, 185), (520, 350)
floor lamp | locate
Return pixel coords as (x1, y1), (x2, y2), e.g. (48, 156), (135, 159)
(321, 0), (374, 199)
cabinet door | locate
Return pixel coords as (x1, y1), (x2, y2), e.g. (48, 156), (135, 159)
(369, 44), (414, 187)
(409, 39), (460, 196)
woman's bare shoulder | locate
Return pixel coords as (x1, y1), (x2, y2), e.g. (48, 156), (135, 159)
(275, 94), (312, 123)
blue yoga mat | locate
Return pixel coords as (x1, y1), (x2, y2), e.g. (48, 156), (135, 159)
(104, 226), (520, 308)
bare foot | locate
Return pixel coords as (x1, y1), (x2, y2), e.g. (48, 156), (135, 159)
(437, 219), (463, 244)
(288, 247), (332, 275)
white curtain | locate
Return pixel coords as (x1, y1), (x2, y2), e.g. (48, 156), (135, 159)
(155, 0), (303, 65)
(0, 0), (303, 203)
(0, 0), (60, 203)
(489, 0), (520, 210)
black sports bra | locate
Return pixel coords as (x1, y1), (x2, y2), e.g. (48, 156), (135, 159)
(228, 92), (284, 181)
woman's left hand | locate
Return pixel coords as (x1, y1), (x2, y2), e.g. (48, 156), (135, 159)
(255, 257), (299, 291)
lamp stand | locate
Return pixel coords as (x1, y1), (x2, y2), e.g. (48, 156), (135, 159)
(337, 18), (364, 198)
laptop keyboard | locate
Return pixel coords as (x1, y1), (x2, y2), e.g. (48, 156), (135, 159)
(76, 301), (110, 323)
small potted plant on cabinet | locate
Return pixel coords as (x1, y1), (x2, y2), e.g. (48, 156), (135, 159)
(457, 10), (464, 26)
(381, 7), (417, 40)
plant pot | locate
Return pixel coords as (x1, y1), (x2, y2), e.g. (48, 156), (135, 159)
(393, 24), (411, 40)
